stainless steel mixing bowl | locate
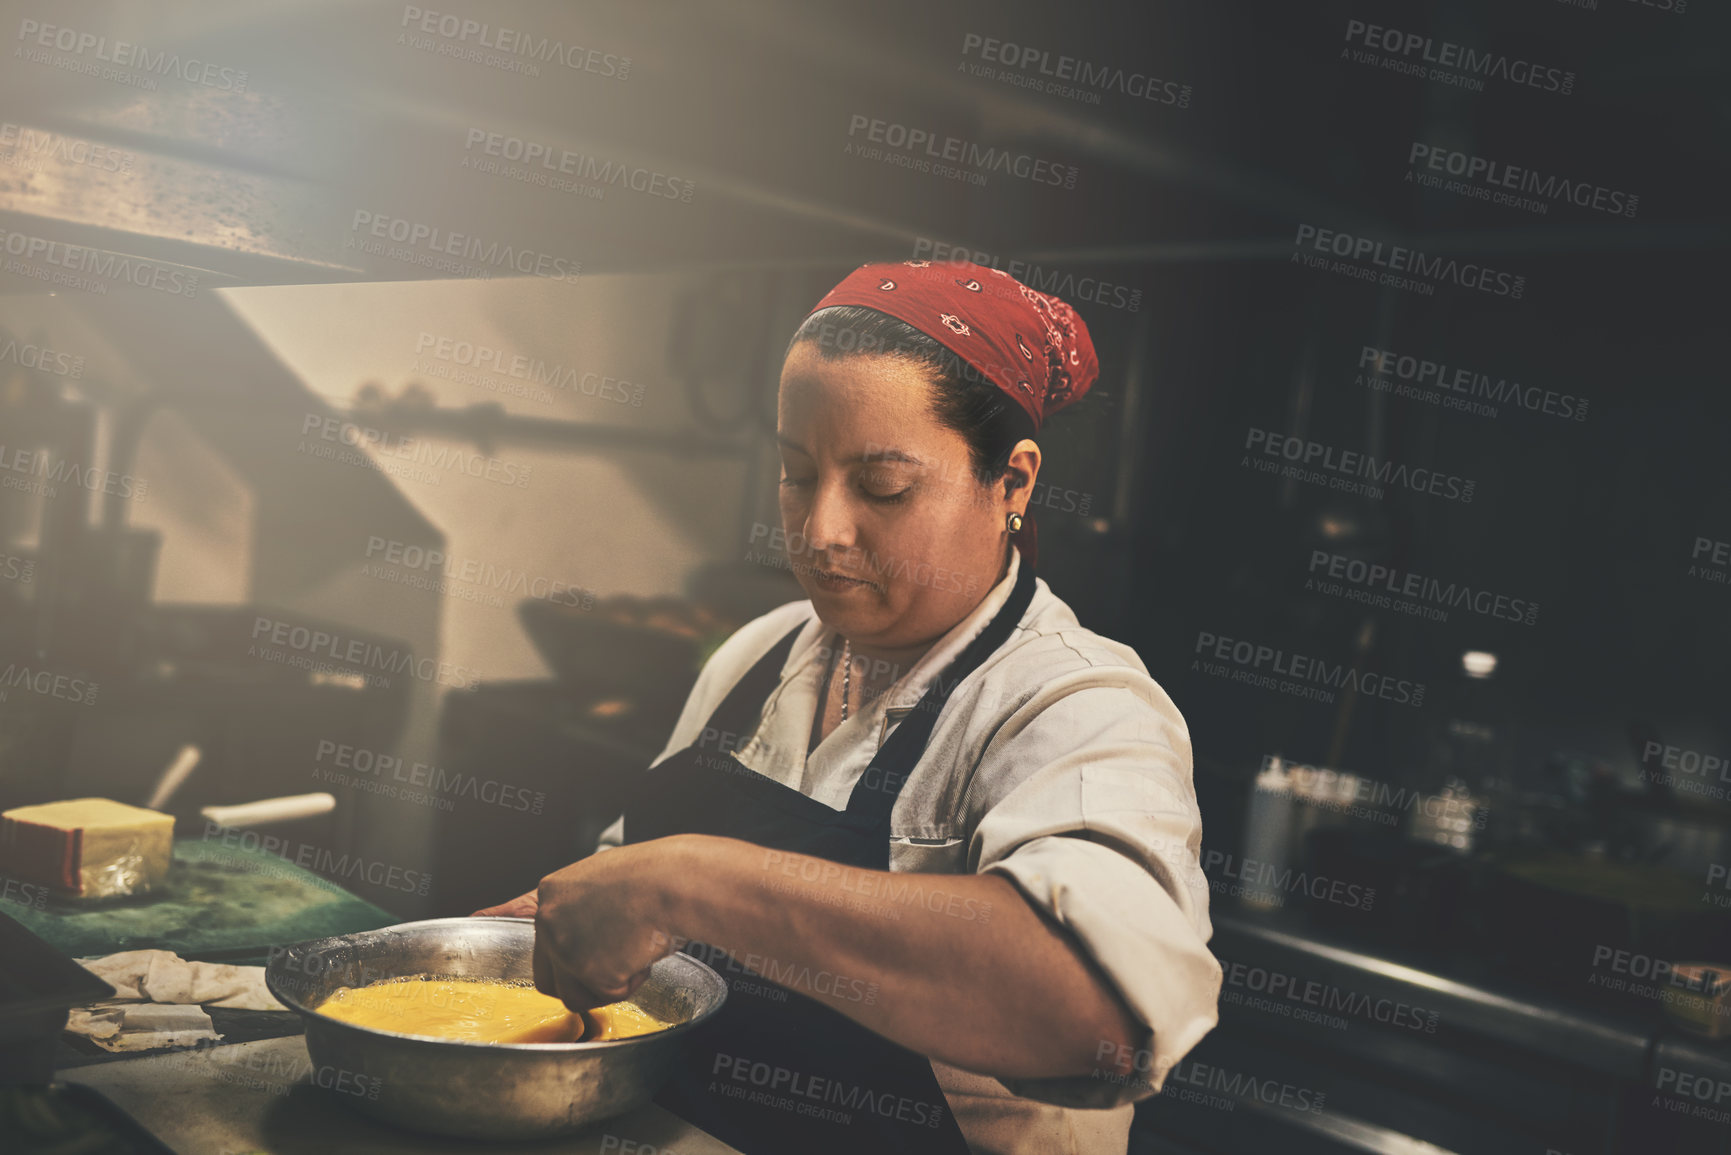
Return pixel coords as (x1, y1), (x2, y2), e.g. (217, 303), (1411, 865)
(264, 917), (727, 1140)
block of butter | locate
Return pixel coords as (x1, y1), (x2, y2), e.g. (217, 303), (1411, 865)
(0, 798), (175, 899)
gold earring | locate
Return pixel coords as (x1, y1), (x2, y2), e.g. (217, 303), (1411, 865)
(1006, 512), (1024, 534)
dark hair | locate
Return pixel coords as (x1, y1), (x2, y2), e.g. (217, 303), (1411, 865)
(787, 305), (1036, 486)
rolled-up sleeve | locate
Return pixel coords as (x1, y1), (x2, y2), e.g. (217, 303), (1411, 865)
(969, 678), (1222, 1108)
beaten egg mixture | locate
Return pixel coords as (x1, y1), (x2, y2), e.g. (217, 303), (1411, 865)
(314, 976), (672, 1044)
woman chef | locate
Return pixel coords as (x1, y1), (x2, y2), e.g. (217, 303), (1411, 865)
(476, 260), (1221, 1155)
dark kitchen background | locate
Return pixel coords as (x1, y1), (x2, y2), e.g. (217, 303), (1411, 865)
(1, 0), (1727, 1152)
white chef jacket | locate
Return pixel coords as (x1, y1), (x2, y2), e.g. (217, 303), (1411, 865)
(597, 548), (1221, 1155)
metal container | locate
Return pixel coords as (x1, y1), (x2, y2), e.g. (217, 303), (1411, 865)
(264, 917), (727, 1140)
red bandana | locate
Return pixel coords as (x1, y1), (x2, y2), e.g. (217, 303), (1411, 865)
(804, 260), (1100, 569)
(805, 259), (1099, 433)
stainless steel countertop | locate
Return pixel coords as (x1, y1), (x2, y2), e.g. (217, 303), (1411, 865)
(1214, 911), (1731, 1086)
(64, 1034), (744, 1155)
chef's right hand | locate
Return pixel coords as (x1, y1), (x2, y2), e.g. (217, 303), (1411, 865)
(471, 889), (538, 918)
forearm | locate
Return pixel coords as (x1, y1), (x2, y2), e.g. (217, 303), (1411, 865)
(659, 834), (1140, 1081)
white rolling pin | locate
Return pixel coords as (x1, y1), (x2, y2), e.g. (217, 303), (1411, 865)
(201, 793), (337, 829)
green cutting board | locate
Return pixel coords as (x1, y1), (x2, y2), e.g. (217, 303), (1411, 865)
(7, 839), (400, 965)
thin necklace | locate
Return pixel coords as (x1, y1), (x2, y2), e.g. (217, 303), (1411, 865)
(840, 638), (852, 723)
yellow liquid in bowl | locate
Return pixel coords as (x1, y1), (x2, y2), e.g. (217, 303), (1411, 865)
(313, 976), (673, 1044)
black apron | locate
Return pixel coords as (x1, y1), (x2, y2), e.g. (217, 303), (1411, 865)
(622, 558), (1036, 1155)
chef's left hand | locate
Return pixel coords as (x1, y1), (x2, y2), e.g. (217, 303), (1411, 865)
(532, 839), (682, 1011)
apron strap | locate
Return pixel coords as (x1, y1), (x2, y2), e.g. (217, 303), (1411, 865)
(842, 556), (1037, 827)
(696, 623), (805, 758)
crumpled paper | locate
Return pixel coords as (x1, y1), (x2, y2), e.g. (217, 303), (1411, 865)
(65, 949), (287, 1052)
